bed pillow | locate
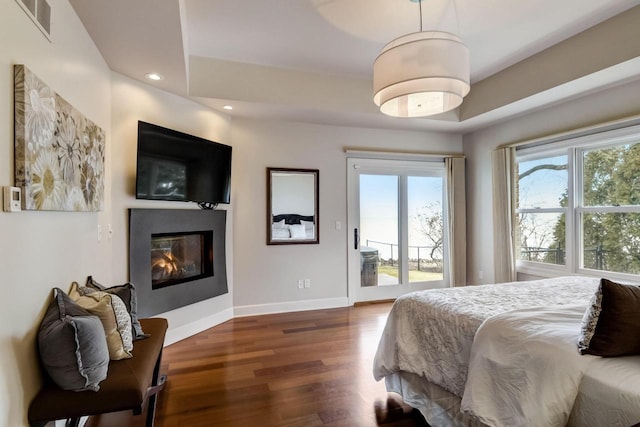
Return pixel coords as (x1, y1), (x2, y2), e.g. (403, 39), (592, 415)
(578, 278), (640, 357)
(300, 220), (315, 238)
(272, 227), (290, 239)
(86, 276), (148, 340)
(69, 282), (133, 360)
(272, 219), (287, 228)
(289, 224), (306, 239)
(38, 288), (109, 391)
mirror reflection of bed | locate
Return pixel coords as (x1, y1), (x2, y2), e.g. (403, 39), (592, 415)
(271, 213), (315, 241)
(267, 167), (319, 245)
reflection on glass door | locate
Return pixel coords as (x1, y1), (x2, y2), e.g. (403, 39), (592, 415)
(348, 158), (448, 303)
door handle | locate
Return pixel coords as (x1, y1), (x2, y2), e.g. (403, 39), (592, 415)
(354, 228), (359, 250)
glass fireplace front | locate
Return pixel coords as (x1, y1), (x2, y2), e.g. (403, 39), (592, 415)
(150, 230), (213, 289)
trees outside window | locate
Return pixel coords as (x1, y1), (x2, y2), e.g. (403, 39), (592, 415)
(580, 143), (640, 274)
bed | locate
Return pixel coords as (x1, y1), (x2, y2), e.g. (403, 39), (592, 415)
(271, 213), (315, 240)
(373, 276), (640, 427)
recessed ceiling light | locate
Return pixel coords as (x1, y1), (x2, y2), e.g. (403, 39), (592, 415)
(223, 105), (233, 110)
(145, 72), (163, 81)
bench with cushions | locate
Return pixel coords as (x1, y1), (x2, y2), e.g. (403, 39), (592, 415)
(28, 279), (168, 427)
(28, 317), (167, 427)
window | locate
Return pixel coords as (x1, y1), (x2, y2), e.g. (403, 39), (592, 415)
(516, 126), (640, 280)
(517, 153), (568, 265)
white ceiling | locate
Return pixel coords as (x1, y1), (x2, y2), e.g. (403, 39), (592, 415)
(69, 0), (640, 133)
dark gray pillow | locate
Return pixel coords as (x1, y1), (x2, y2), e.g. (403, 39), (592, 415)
(38, 288), (109, 391)
(86, 276), (149, 340)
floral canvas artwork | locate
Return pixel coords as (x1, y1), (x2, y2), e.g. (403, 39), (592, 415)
(14, 64), (105, 211)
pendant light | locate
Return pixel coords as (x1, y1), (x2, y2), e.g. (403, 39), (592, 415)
(373, 0), (470, 118)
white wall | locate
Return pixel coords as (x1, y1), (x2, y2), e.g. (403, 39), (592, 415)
(464, 78), (640, 285)
(0, 1), (112, 425)
(110, 72), (234, 344)
(232, 119), (462, 314)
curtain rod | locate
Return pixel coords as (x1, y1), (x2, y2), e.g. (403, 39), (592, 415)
(344, 148), (465, 160)
(499, 113), (640, 150)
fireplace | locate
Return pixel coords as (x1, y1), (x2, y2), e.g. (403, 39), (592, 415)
(129, 209), (228, 317)
(150, 231), (213, 289)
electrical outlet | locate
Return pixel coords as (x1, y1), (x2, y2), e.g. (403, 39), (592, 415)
(297, 279), (304, 289)
(97, 225), (102, 242)
(304, 279), (311, 288)
(478, 270), (484, 280)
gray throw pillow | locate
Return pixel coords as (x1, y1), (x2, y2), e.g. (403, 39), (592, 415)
(38, 288), (109, 391)
(86, 276), (149, 340)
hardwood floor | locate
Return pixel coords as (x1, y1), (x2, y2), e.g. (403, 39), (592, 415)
(89, 303), (428, 427)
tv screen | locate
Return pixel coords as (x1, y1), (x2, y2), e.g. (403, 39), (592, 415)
(136, 121), (232, 205)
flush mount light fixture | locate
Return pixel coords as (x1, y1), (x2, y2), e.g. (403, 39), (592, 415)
(223, 105), (233, 110)
(373, 0), (469, 118)
(145, 72), (163, 81)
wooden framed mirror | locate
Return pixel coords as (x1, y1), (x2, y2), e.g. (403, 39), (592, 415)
(267, 167), (319, 245)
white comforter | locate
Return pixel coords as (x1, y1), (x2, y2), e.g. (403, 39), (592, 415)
(373, 276), (599, 397)
(460, 305), (597, 427)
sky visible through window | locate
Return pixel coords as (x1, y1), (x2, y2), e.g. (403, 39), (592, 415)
(359, 174), (443, 260)
(518, 155), (568, 209)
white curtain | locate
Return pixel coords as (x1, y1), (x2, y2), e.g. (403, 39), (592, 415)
(446, 157), (466, 287)
(491, 147), (517, 283)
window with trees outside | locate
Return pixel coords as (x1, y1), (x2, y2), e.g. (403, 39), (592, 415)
(516, 126), (640, 280)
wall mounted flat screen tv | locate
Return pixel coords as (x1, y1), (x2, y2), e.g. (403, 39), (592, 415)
(136, 121), (232, 205)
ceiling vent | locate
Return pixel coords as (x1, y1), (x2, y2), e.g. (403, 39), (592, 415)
(15, 0), (51, 41)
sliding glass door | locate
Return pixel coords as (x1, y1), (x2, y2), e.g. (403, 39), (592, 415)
(347, 158), (448, 303)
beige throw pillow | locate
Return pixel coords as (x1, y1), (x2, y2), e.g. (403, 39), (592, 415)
(69, 282), (133, 360)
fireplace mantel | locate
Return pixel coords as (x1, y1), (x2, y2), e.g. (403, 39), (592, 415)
(129, 209), (228, 317)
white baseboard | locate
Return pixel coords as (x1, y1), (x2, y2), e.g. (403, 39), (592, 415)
(163, 307), (234, 346)
(233, 297), (350, 318)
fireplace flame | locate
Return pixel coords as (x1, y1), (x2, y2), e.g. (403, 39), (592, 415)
(152, 252), (179, 278)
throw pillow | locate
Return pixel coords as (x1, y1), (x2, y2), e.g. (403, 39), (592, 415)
(86, 276), (148, 340)
(578, 283), (604, 352)
(69, 282), (133, 360)
(578, 278), (640, 357)
(38, 288), (109, 391)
